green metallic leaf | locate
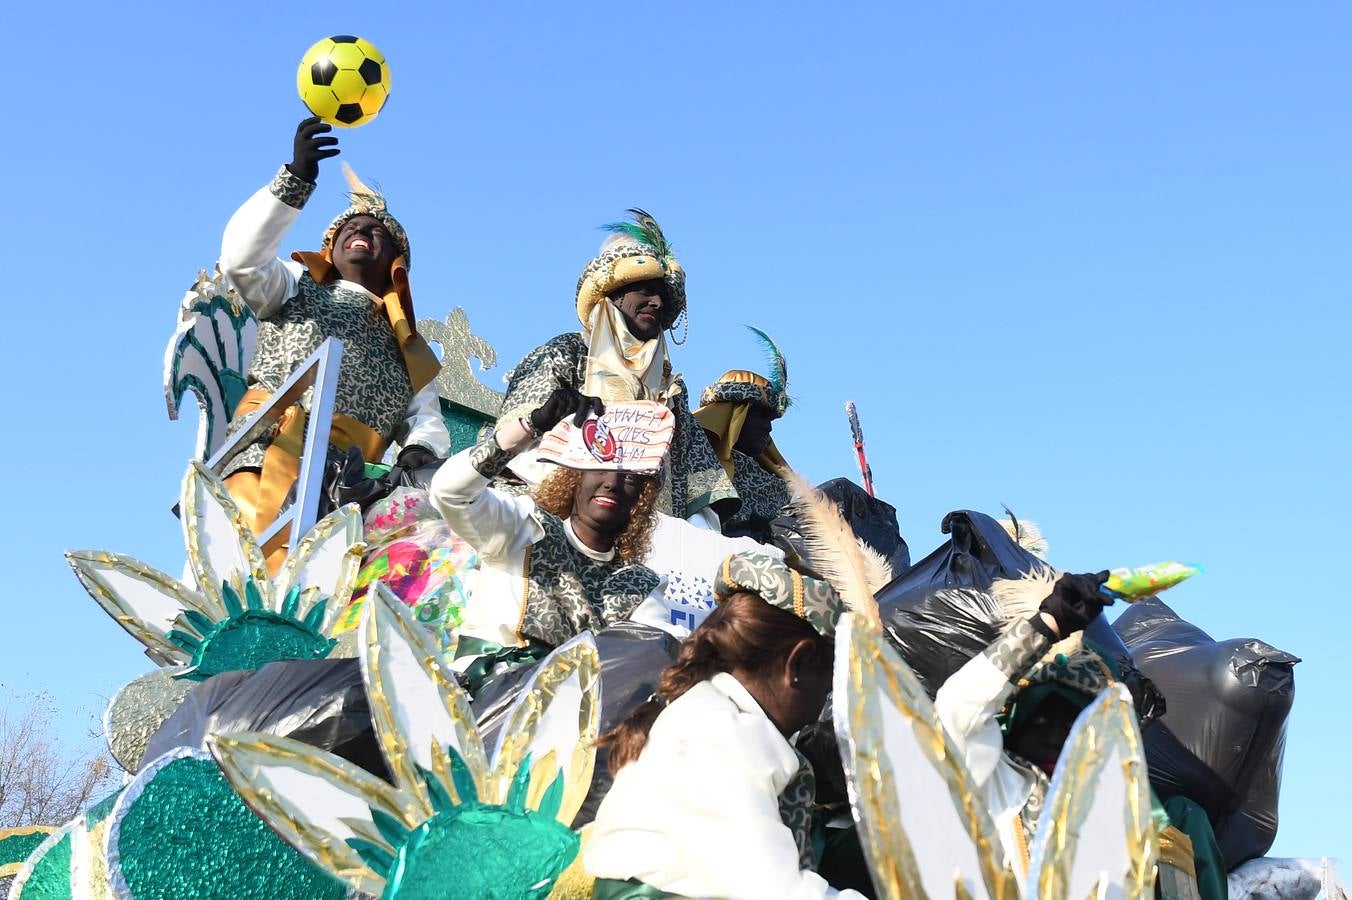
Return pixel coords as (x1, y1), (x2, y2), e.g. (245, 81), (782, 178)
(535, 770), (565, 821)
(446, 746), (479, 806)
(221, 581), (245, 618)
(244, 578), (265, 611)
(280, 585), (302, 620)
(370, 809), (411, 851)
(345, 837), (394, 878)
(420, 767), (457, 815)
(506, 753), (533, 814)
(302, 597), (329, 632)
(182, 609), (215, 637)
(167, 629), (202, 652)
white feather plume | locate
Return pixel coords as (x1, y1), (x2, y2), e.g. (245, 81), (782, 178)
(784, 471), (881, 627)
(999, 507), (1049, 559)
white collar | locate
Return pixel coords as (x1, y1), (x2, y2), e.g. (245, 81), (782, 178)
(562, 519), (616, 563)
(335, 278), (381, 302)
(709, 672), (800, 779)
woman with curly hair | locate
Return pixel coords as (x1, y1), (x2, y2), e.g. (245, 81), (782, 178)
(429, 387), (673, 689)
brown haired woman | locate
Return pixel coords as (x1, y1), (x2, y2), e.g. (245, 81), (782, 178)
(429, 387), (674, 689)
(584, 552), (868, 899)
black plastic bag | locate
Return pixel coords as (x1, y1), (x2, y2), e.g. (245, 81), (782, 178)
(873, 509), (1042, 695)
(1114, 598), (1299, 868)
(142, 657), (389, 781)
(471, 622), (682, 827)
(771, 478), (910, 578)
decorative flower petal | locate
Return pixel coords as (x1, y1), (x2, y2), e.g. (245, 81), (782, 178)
(66, 550), (215, 664)
(1027, 683), (1158, 900)
(274, 504), (365, 631)
(832, 613), (1014, 900)
(209, 733), (410, 898)
(361, 584), (488, 813)
(181, 461), (270, 608)
(489, 633), (600, 825)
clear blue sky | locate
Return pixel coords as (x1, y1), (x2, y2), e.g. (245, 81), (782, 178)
(3, 0), (1348, 861)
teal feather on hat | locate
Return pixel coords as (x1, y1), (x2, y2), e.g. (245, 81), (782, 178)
(745, 325), (791, 413)
(601, 208), (674, 262)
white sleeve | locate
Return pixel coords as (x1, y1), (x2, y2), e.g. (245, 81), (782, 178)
(934, 650), (1018, 790)
(685, 506), (721, 530)
(400, 383), (452, 456)
(427, 441), (541, 561)
(219, 174), (305, 319)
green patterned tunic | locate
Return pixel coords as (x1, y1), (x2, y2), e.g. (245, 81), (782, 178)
(725, 449), (791, 540)
(497, 332), (736, 520)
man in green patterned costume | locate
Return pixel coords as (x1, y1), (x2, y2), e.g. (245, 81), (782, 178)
(494, 210), (735, 529)
(693, 328), (795, 541)
(218, 118), (449, 567)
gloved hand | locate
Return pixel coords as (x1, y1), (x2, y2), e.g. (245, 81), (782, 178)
(285, 116), (340, 184)
(1037, 570), (1113, 637)
(396, 445), (439, 471)
(528, 387), (605, 434)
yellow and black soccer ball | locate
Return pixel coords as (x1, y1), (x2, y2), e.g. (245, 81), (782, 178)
(296, 36), (390, 128)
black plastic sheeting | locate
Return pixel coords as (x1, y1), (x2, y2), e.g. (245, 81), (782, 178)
(874, 509), (1050, 696)
(771, 478), (910, 580)
(1114, 599), (1299, 869)
(142, 657), (389, 781)
(472, 622), (682, 828)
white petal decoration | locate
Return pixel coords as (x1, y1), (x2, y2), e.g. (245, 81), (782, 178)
(833, 613), (1014, 900)
(274, 504), (365, 628)
(490, 633), (600, 824)
(66, 551), (214, 663)
(210, 733), (406, 898)
(181, 461), (269, 606)
(361, 584), (487, 812)
(1027, 683), (1157, 900)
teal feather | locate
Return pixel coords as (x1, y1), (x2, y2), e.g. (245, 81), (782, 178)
(244, 578), (265, 611)
(744, 325), (791, 411)
(220, 581), (245, 618)
(302, 597), (329, 632)
(181, 609), (215, 638)
(280, 585), (301, 620)
(601, 208), (674, 260)
(505, 753), (533, 814)
(446, 745), (480, 805)
(535, 770), (565, 820)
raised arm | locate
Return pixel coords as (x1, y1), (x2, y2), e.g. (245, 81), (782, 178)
(219, 118), (339, 318)
(934, 571), (1111, 787)
(429, 387), (604, 558)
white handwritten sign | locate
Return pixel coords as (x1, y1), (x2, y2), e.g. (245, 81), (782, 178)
(536, 401), (674, 474)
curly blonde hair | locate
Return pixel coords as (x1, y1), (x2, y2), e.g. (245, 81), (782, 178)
(533, 468), (660, 563)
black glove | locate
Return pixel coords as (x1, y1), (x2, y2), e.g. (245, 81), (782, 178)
(528, 387), (604, 434)
(285, 116), (339, 184)
(396, 445), (439, 471)
(1036, 570), (1113, 638)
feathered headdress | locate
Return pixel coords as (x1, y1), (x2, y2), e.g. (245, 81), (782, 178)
(576, 208), (687, 328)
(318, 162), (412, 266)
(601, 207), (675, 260)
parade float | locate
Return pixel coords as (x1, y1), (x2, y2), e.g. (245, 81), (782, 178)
(1, 34), (1344, 900)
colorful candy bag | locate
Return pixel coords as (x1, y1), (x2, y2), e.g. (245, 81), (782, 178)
(1103, 561), (1202, 601)
(334, 488), (479, 663)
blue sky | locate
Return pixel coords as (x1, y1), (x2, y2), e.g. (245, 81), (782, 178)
(3, 1), (1348, 860)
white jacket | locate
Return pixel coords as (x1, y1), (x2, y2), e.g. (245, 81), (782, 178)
(586, 672), (866, 900)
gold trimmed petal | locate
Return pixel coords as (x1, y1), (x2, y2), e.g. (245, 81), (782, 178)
(489, 633), (600, 825)
(832, 613), (1016, 900)
(1026, 684), (1158, 900)
(209, 732), (412, 897)
(274, 504), (366, 628)
(362, 585), (488, 813)
(181, 460), (270, 607)
(66, 550), (216, 663)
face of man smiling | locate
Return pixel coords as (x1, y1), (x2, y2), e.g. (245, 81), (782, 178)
(330, 214), (398, 294)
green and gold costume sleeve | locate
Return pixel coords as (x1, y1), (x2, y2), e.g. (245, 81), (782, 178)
(497, 333), (587, 426)
(268, 166), (316, 210)
(982, 617), (1055, 683)
(468, 432), (518, 480)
